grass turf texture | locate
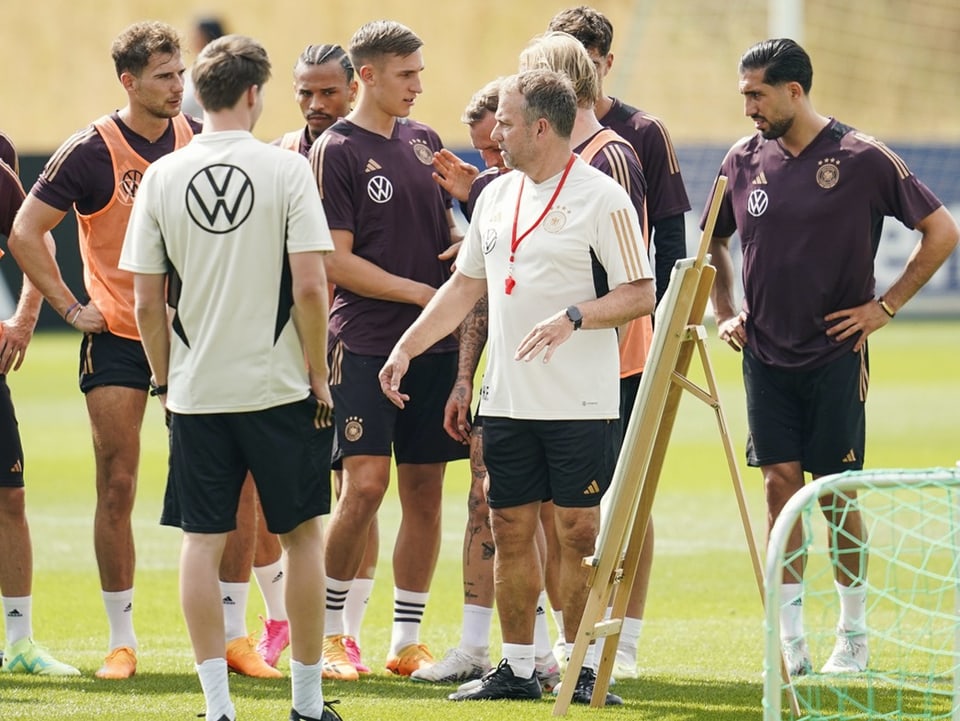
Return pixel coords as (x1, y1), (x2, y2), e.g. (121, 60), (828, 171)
(1, 322), (958, 720)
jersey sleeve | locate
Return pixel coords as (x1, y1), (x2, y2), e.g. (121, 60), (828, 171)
(702, 140), (746, 238)
(594, 183), (652, 287)
(284, 154), (334, 255)
(633, 117), (691, 222)
(455, 188), (491, 281)
(591, 141), (647, 222)
(0, 161), (25, 238)
(31, 126), (107, 213)
(855, 133), (943, 229)
(0, 132), (19, 176)
(310, 133), (358, 234)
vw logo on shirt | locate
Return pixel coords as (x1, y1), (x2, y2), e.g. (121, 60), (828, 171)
(747, 188), (769, 217)
(185, 164), (254, 233)
(367, 175), (393, 204)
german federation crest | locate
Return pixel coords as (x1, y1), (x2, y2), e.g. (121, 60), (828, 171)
(410, 139), (434, 165)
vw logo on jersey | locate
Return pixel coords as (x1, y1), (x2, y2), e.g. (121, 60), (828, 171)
(482, 228), (498, 254)
(185, 164), (254, 234)
(747, 188), (769, 217)
(367, 175), (393, 204)
(118, 168), (143, 205)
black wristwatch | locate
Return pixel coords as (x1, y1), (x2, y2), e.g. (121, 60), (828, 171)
(565, 305), (583, 331)
(149, 379), (168, 397)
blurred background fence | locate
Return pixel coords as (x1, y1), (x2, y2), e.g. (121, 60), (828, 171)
(2, 0), (957, 325)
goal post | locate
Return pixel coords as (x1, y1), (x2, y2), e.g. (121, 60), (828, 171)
(763, 466), (960, 721)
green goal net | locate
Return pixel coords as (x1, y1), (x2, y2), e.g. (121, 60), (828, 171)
(763, 467), (960, 721)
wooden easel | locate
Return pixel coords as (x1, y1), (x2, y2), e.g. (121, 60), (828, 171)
(553, 177), (798, 716)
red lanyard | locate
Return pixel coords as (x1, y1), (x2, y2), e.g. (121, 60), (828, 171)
(505, 154), (576, 295)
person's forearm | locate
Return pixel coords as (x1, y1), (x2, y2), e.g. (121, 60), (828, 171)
(708, 238), (739, 322)
(578, 279), (655, 330)
(879, 206), (959, 312)
(651, 213), (686, 305)
(396, 273), (485, 360)
(292, 286), (330, 385)
(9, 227), (76, 316)
(455, 293), (488, 382)
(324, 252), (434, 307)
(8, 197), (79, 316)
(137, 305), (170, 386)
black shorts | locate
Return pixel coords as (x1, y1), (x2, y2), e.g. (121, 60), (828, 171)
(79, 331), (151, 394)
(329, 344), (469, 465)
(0, 375), (24, 488)
(482, 416), (620, 509)
(743, 345), (868, 475)
(163, 395), (334, 535)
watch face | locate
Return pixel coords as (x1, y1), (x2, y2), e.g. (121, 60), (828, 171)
(566, 305), (582, 329)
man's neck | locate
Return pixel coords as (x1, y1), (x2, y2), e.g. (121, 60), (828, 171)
(595, 94), (614, 121)
(780, 109), (831, 157)
(347, 101), (397, 138)
(524, 147), (573, 185)
(117, 105), (173, 143)
(569, 107), (604, 150)
(202, 113), (251, 133)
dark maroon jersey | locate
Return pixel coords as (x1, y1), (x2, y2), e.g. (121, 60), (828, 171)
(574, 129), (647, 220)
(272, 126), (315, 157)
(311, 117), (456, 355)
(707, 119), (943, 370)
(0, 132), (18, 175)
(31, 113), (202, 215)
(1, 159), (26, 238)
(599, 98), (690, 223)
(464, 166), (508, 222)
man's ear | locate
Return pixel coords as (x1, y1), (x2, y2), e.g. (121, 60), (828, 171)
(359, 63), (376, 84)
(119, 71), (138, 93)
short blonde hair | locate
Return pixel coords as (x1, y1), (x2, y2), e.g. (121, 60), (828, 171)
(518, 31), (599, 108)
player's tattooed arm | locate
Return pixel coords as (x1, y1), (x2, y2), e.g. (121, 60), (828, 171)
(442, 293), (488, 442)
(456, 292), (488, 382)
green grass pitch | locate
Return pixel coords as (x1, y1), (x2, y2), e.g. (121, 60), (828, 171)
(1, 322), (958, 720)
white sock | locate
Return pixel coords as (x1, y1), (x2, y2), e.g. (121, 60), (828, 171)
(534, 592), (553, 659)
(460, 604), (493, 657)
(389, 588), (428, 655)
(253, 560), (287, 622)
(779, 582), (804, 640)
(502, 642), (535, 679)
(2, 595), (32, 646)
(196, 657), (235, 721)
(836, 581), (867, 636)
(343, 577), (374, 642)
(324, 576), (351, 637)
(220, 581), (250, 642)
(290, 658), (325, 719)
(102, 589), (137, 651)
(551, 608), (564, 641)
(618, 616), (643, 657)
